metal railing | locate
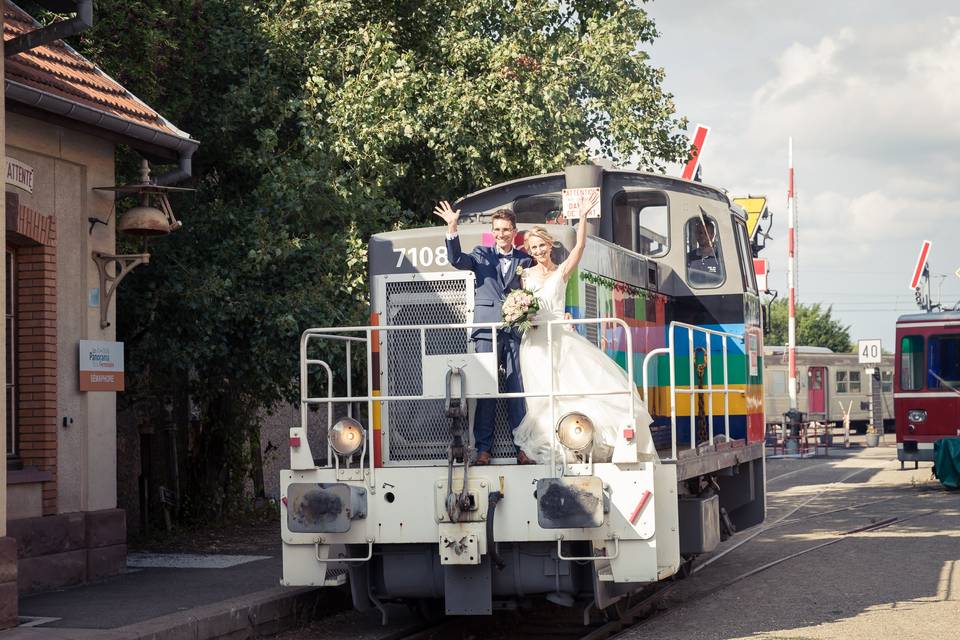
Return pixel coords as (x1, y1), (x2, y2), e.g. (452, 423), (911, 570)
(642, 321), (746, 461)
(298, 317), (639, 482)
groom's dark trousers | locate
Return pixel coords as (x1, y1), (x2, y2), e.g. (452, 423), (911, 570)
(446, 233), (532, 455)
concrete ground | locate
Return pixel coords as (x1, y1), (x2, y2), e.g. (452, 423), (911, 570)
(0, 521), (337, 640)
(619, 442), (959, 640)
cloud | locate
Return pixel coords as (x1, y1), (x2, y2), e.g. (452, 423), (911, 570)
(649, 4), (960, 344)
(744, 19), (960, 169)
(752, 28), (854, 106)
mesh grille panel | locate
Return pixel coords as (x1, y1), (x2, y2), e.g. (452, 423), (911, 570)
(382, 277), (514, 463)
(584, 283), (599, 346)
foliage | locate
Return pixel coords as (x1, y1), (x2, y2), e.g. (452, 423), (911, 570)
(766, 298), (853, 353)
(68, 0), (688, 516)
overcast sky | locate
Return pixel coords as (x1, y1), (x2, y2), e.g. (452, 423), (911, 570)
(646, 0), (960, 351)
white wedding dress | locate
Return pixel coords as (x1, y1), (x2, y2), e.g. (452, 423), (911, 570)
(512, 266), (656, 463)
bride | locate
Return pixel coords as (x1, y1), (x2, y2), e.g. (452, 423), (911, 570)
(513, 219), (656, 464)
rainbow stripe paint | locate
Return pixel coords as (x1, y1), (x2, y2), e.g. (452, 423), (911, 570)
(564, 269), (764, 447)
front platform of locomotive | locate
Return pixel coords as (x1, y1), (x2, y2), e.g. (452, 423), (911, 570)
(279, 165), (765, 618)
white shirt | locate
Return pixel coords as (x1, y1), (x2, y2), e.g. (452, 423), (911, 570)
(448, 232), (513, 277)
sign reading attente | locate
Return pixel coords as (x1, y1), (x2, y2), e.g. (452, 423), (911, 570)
(6, 158), (34, 194)
(79, 340), (124, 391)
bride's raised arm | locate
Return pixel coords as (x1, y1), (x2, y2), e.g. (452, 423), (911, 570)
(559, 210), (590, 281)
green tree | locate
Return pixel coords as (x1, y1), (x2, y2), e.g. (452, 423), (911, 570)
(766, 299), (853, 353)
(70, 0), (689, 516)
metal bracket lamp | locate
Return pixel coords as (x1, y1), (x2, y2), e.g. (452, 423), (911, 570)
(91, 160), (194, 328)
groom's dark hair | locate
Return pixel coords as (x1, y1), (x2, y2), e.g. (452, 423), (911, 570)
(490, 209), (516, 228)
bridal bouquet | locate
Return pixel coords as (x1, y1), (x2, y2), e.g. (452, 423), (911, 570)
(502, 289), (540, 334)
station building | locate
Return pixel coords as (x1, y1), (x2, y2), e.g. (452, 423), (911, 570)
(1, 1), (198, 625)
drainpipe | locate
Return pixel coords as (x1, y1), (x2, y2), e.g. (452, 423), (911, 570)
(4, 0), (94, 58)
(154, 147), (195, 186)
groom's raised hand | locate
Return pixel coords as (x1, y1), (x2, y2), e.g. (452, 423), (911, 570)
(434, 200), (461, 233)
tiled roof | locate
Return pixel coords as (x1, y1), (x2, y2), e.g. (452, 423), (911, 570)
(3, 1), (191, 141)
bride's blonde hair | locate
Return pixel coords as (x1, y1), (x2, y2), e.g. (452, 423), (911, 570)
(523, 226), (555, 255)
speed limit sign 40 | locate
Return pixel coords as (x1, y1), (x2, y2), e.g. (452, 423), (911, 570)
(858, 339), (882, 364)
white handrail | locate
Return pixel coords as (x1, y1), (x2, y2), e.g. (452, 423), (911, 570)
(299, 318), (746, 468)
(301, 318), (636, 471)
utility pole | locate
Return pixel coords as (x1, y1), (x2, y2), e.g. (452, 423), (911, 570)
(787, 139), (798, 415)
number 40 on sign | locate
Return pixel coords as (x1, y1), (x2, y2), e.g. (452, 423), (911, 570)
(858, 339), (882, 364)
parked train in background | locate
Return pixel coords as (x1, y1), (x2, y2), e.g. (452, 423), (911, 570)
(763, 346), (893, 433)
(895, 312), (960, 467)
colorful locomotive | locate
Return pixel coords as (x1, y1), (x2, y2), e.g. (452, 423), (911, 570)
(280, 165), (766, 619)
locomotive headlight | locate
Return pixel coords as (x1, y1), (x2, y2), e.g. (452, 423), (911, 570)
(556, 412), (595, 452)
(907, 409), (928, 423)
(329, 417), (365, 456)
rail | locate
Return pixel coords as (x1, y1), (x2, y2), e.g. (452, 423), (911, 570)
(641, 321), (746, 461)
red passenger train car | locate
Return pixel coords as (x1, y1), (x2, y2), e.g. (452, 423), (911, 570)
(895, 312), (960, 467)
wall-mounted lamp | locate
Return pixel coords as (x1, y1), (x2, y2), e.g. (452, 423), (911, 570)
(91, 159), (194, 329)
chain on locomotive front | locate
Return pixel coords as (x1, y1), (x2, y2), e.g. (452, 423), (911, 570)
(280, 165), (767, 619)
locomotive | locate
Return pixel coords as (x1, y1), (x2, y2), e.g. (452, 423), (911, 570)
(280, 165), (767, 619)
(895, 311), (960, 468)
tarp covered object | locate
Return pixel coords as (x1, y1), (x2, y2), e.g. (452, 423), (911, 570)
(933, 438), (960, 489)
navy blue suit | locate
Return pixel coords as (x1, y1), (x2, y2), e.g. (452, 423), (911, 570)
(446, 234), (533, 454)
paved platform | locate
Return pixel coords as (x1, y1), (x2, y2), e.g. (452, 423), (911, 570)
(2, 552), (330, 639)
(621, 443), (959, 640)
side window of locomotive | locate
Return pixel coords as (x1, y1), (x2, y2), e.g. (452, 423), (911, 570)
(685, 216), (725, 288)
(836, 370), (848, 393)
(848, 371), (861, 393)
(900, 335), (924, 391)
(513, 194), (563, 224)
(927, 334), (960, 389)
(611, 191), (669, 256)
(732, 219), (757, 293)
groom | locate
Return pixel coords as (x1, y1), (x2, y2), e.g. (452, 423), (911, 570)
(434, 201), (534, 465)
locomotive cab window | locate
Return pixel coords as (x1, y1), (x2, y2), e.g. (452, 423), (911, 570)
(732, 218), (757, 293)
(927, 334), (960, 389)
(900, 335), (924, 391)
(612, 190), (669, 256)
(685, 216), (725, 288)
(513, 194), (563, 224)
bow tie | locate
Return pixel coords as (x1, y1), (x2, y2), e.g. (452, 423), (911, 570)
(497, 251), (513, 259)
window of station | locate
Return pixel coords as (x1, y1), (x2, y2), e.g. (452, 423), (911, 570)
(611, 190), (669, 257)
(900, 335), (924, 391)
(5, 248), (15, 458)
(684, 216), (725, 288)
(512, 194), (563, 224)
(927, 334), (960, 390)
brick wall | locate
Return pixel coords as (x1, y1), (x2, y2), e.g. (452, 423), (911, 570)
(7, 196), (57, 515)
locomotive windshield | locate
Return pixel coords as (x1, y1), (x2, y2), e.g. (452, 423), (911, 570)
(513, 194), (563, 223)
(928, 334), (960, 389)
(900, 333), (960, 390)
